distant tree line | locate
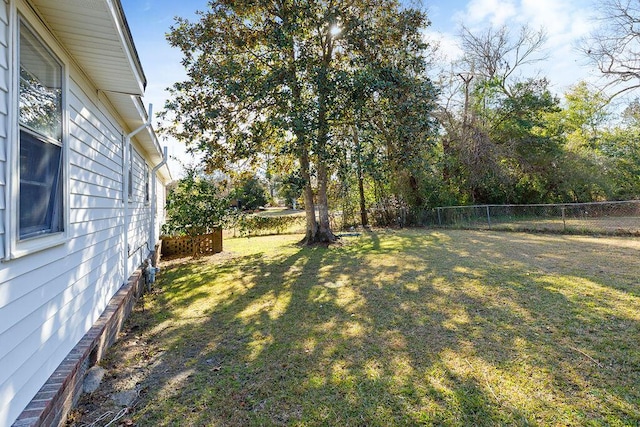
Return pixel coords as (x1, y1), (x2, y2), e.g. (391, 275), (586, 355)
(161, 0), (640, 241)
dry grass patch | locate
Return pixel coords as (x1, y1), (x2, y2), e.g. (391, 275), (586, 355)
(71, 229), (640, 426)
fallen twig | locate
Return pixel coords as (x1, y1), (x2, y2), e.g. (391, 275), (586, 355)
(81, 411), (113, 427)
(569, 346), (603, 368)
(465, 358), (499, 401)
(103, 407), (129, 427)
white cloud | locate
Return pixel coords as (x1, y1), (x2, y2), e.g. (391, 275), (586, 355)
(520, 0), (567, 33)
(424, 29), (464, 62)
(442, 0), (599, 93)
(520, 0), (593, 45)
(519, 0), (596, 91)
(455, 0), (518, 28)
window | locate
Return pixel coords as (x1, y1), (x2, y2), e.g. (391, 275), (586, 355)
(18, 20), (64, 240)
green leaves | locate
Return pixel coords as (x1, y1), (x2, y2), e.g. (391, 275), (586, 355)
(162, 168), (234, 237)
(160, 0), (438, 237)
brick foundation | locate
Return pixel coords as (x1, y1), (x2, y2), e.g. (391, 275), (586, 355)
(11, 265), (148, 427)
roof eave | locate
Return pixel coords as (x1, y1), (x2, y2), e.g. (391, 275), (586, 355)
(110, 0), (147, 92)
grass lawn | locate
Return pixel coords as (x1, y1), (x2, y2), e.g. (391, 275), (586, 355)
(79, 229), (640, 426)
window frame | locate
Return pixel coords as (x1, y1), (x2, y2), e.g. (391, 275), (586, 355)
(7, 12), (69, 259)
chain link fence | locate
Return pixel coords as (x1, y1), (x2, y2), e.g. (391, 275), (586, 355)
(431, 200), (640, 235)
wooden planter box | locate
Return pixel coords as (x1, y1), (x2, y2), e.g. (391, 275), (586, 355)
(161, 228), (223, 257)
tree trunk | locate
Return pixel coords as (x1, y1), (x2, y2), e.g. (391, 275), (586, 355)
(285, 28), (321, 245)
(316, 162), (335, 242)
(312, 37), (336, 243)
(315, 82), (334, 241)
(299, 146), (318, 244)
(353, 124), (368, 228)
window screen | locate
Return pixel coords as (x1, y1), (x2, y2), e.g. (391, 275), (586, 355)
(18, 20), (64, 239)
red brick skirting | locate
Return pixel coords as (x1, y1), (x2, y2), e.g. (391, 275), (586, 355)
(11, 267), (147, 427)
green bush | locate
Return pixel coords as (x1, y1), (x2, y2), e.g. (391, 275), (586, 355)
(235, 214), (304, 236)
(162, 168), (235, 238)
(232, 175), (268, 211)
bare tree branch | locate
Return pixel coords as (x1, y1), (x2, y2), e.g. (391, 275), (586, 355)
(459, 24), (547, 94)
(581, 0), (640, 98)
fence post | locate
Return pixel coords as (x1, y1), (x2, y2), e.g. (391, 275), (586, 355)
(486, 205), (491, 228)
(561, 206), (566, 232)
(437, 207), (442, 226)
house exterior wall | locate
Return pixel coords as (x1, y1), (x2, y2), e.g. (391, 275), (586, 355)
(128, 147), (151, 273)
(0, 2), (167, 425)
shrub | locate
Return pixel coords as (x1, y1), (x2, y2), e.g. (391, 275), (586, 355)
(235, 214), (304, 236)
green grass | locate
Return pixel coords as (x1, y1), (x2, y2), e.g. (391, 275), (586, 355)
(441, 216), (640, 236)
(106, 229), (640, 426)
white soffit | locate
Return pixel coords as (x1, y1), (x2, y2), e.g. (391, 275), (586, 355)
(29, 0), (170, 180)
(30, 0), (146, 96)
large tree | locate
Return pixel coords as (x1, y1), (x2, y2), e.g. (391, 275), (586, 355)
(161, 0), (433, 243)
(437, 24), (561, 204)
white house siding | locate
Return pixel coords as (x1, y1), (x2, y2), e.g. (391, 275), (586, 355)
(127, 147), (152, 274)
(0, 5), (162, 424)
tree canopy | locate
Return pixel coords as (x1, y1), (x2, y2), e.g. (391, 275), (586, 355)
(161, 2), (640, 233)
(161, 0), (437, 242)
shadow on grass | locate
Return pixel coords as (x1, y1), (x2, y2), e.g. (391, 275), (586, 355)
(100, 230), (639, 426)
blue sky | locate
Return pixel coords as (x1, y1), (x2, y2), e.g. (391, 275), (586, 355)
(120, 1), (491, 110)
(120, 0), (598, 174)
(121, 0), (203, 171)
(423, 0), (597, 88)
